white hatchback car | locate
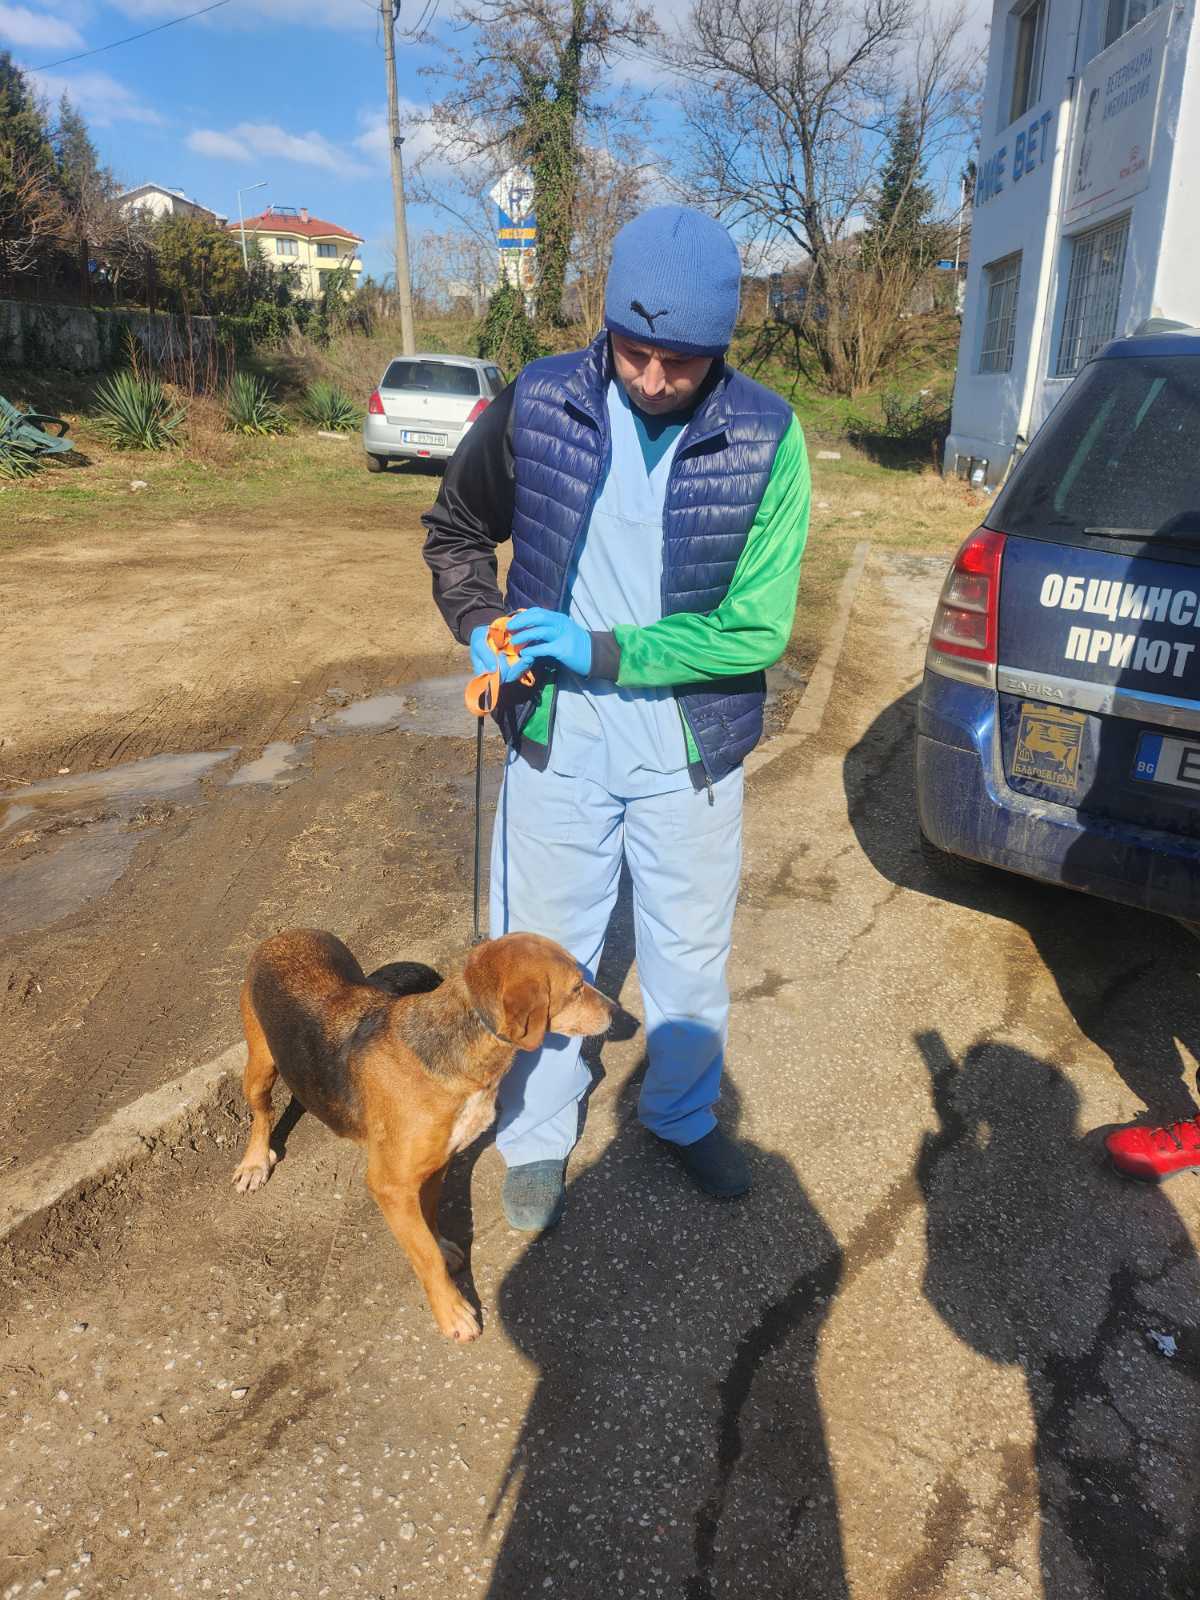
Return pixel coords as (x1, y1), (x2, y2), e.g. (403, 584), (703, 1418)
(362, 354), (506, 471)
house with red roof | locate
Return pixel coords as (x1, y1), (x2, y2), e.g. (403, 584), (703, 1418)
(229, 206), (363, 298)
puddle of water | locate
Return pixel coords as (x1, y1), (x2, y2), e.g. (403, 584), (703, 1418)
(0, 749), (235, 938)
(0, 822), (137, 940)
(0, 749), (236, 835)
(227, 740), (312, 787)
(321, 675), (496, 739)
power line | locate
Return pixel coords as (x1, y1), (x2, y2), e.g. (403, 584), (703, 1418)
(33, 0), (232, 73)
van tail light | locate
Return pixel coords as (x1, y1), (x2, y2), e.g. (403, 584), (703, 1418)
(926, 528), (1006, 687)
(464, 397), (489, 426)
(368, 389), (385, 416)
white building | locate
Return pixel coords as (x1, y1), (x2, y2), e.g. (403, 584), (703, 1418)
(116, 184), (228, 227)
(946, 0), (1200, 485)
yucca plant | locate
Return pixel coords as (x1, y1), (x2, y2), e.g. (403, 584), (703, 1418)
(302, 379), (361, 433)
(224, 371), (288, 436)
(91, 371), (185, 450)
(0, 413), (46, 479)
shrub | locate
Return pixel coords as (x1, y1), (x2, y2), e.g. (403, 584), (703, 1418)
(91, 371), (185, 450)
(476, 281), (541, 373)
(846, 387), (950, 458)
(0, 412), (46, 479)
(224, 371), (288, 435)
(301, 379), (361, 432)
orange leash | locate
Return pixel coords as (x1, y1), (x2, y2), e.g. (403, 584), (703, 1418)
(464, 614), (535, 716)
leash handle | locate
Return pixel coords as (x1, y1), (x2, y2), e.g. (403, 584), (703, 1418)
(463, 614), (534, 717)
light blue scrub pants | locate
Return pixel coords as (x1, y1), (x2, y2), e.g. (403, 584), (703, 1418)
(489, 750), (744, 1165)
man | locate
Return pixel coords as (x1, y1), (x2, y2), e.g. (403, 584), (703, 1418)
(422, 204), (810, 1231)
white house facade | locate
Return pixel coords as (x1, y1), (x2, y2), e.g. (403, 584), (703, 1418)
(946, 0), (1200, 484)
(116, 184), (227, 226)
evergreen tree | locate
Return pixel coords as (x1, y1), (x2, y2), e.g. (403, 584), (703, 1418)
(54, 95), (115, 207)
(865, 99), (935, 265)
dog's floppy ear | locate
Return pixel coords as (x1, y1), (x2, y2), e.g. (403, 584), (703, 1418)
(463, 940), (551, 1050)
(498, 972), (551, 1052)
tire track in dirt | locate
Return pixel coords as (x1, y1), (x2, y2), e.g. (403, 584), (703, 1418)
(6, 726), (478, 1167)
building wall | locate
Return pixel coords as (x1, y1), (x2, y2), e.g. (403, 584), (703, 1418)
(119, 189), (220, 224)
(242, 230), (362, 298)
(946, 0), (1197, 485)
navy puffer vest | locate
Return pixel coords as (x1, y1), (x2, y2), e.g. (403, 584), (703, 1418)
(506, 335), (792, 784)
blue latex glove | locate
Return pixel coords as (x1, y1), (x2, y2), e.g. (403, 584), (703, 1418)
(506, 609), (592, 676)
(469, 623), (529, 684)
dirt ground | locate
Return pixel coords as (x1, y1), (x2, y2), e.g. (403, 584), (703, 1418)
(3, 548), (1199, 1600)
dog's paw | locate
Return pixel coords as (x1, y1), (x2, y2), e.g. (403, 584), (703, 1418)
(435, 1292), (481, 1343)
(438, 1236), (465, 1274)
(232, 1149), (278, 1194)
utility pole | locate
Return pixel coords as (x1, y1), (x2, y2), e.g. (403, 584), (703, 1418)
(381, 0), (416, 355)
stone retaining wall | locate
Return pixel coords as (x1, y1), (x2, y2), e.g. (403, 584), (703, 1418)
(0, 299), (215, 374)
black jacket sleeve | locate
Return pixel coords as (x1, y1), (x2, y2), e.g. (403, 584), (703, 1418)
(421, 380), (517, 644)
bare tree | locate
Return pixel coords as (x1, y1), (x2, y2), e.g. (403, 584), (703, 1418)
(410, 227), (498, 314)
(666, 0), (979, 392)
(568, 134), (651, 335)
(0, 148), (67, 283)
(422, 0), (654, 329)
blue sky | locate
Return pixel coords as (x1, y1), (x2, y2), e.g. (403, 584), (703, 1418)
(10, 0), (990, 283)
(14, 0), (458, 279)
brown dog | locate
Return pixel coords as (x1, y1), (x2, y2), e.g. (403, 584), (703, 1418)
(231, 928), (612, 1341)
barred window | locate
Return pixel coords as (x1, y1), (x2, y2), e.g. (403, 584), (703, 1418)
(979, 254), (1022, 373)
(1055, 215), (1130, 377)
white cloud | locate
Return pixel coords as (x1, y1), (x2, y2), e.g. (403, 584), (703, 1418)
(0, 5), (84, 50)
(106, 0), (375, 27)
(27, 68), (164, 125)
(187, 128), (250, 160)
(187, 120), (370, 177)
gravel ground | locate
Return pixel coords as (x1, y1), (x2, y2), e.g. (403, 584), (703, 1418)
(3, 549), (1199, 1600)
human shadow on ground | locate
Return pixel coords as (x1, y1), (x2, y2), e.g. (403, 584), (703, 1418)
(483, 1058), (848, 1600)
(917, 1028), (1200, 1598)
(846, 688), (1200, 1124)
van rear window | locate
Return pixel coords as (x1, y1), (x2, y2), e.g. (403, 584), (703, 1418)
(990, 355), (1200, 548)
(381, 361), (480, 397)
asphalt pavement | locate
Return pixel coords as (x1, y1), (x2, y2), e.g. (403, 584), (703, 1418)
(3, 548), (1199, 1600)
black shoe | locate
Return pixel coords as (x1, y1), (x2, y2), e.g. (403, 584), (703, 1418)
(655, 1126), (751, 1198)
(502, 1160), (567, 1231)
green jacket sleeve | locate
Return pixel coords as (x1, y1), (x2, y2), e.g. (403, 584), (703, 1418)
(594, 416), (810, 689)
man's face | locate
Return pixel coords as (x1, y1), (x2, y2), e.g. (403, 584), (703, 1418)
(610, 333), (713, 416)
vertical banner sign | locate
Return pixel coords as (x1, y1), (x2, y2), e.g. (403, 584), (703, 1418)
(1064, 5), (1170, 225)
(490, 169), (537, 301)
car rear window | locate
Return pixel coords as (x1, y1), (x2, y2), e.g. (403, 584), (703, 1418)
(380, 360), (481, 397)
(990, 355), (1200, 550)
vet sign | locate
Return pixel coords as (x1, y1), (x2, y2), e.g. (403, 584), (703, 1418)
(490, 169), (536, 249)
(1064, 5), (1169, 224)
(975, 109), (1055, 207)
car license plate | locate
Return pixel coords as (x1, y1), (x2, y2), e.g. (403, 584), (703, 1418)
(401, 429), (446, 446)
(1012, 702), (1085, 789)
(1133, 731), (1200, 793)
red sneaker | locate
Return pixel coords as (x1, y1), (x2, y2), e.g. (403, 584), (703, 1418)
(1105, 1115), (1200, 1180)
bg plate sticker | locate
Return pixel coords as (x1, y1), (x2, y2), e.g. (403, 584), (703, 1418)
(1012, 703), (1085, 788)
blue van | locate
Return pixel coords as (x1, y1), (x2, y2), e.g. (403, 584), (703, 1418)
(916, 328), (1200, 916)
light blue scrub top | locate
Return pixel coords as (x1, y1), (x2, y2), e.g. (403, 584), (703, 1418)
(550, 380), (695, 797)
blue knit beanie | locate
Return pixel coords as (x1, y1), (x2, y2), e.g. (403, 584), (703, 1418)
(604, 205), (741, 357)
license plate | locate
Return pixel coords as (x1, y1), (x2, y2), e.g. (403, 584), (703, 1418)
(400, 429), (446, 446)
(1012, 702), (1085, 789)
(1133, 731), (1200, 793)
